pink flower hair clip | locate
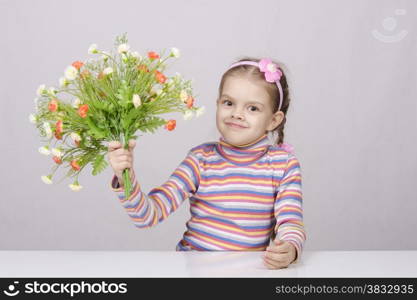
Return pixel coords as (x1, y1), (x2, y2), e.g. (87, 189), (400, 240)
(258, 58), (283, 83)
(228, 58), (284, 111)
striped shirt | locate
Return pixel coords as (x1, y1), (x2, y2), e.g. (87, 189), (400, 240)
(111, 134), (306, 261)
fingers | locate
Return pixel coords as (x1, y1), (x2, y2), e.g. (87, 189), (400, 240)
(263, 251), (291, 270)
(108, 141), (122, 151)
(128, 139), (136, 151)
(263, 255), (289, 270)
(267, 240), (292, 253)
(108, 140), (136, 152)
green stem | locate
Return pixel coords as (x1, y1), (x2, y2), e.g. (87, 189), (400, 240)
(121, 133), (132, 200)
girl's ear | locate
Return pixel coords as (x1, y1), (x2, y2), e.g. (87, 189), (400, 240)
(267, 111), (284, 131)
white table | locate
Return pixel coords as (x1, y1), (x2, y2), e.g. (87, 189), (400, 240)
(0, 250), (416, 278)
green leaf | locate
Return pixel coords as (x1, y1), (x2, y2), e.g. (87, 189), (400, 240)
(92, 154), (108, 176)
(137, 117), (166, 133)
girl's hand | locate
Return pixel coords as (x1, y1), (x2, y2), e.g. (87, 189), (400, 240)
(107, 139), (136, 187)
(263, 240), (297, 270)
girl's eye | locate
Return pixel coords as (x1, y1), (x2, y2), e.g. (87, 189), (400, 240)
(249, 106), (259, 112)
(222, 100), (232, 106)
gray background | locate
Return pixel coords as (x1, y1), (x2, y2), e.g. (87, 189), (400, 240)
(0, 0), (416, 251)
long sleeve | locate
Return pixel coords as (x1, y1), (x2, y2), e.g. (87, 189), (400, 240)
(110, 151), (201, 228)
(273, 153), (306, 263)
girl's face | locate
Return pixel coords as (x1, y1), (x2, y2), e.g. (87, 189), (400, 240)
(216, 75), (284, 146)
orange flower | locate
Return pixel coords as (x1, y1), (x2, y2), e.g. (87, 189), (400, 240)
(186, 96), (194, 108)
(137, 64), (149, 73)
(54, 120), (63, 140)
(48, 98), (59, 112)
(72, 61), (84, 70)
(164, 119), (176, 131)
(78, 104), (89, 118)
(52, 156), (62, 164)
(148, 51), (160, 60)
(70, 160), (81, 171)
(154, 70), (166, 84)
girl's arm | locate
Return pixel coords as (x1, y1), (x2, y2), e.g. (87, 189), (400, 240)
(273, 153), (306, 263)
(110, 151), (200, 228)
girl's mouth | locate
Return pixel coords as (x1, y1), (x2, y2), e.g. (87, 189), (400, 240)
(225, 122), (247, 129)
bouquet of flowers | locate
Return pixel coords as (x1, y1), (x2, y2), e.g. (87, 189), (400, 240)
(30, 34), (204, 199)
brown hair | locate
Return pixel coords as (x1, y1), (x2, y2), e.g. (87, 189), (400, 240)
(218, 57), (290, 145)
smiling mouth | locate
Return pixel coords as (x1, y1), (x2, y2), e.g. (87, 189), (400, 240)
(225, 122), (247, 129)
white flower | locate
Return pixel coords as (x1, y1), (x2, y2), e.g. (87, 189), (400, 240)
(43, 122), (52, 139)
(180, 90), (188, 102)
(72, 98), (81, 108)
(170, 47), (180, 58)
(59, 77), (69, 87)
(65, 66), (78, 80)
(196, 106), (205, 117)
(69, 182), (83, 191)
(70, 132), (82, 142)
(132, 94), (141, 108)
(88, 43), (98, 54)
(151, 86), (162, 96)
(183, 110), (194, 120)
(41, 175), (53, 185)
(36, 84), (47, 96)
(48, 87), (58, 95)
(29, 114), (37, 124)
(51, 147), (63, 158)
(38, 146), (51, 156)
(131, 51), (142, 60)
(117, 43), (130, 54)
(103, 67), (113, 75)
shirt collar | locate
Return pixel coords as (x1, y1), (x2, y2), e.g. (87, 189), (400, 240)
(216, 134), (270, 165)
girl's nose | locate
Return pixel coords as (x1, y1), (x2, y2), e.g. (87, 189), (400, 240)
(231, 108), (244, 120)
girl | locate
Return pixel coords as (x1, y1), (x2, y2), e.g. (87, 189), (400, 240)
(107, 57), (306, 270)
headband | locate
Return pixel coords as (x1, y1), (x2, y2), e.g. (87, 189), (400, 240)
(228, 58), (284, 111)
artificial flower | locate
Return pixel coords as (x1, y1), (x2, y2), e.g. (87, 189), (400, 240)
(183, 110), (194, 120)
(148, 51), (160, 60)
(170, 47), (180, 58)
(65, 66), (78, 80)
(103, 67), (113, 75)
(36, 84), (47, 96)
(41, 175), (53, 184)
(39, 146), (51, 156)
(70, 160), (81, 171)
(72, 61), (84, 70)
(118, 43), (130, 54)
(88, 44), (98, 54)
(78, 104), (89, 118)
(164, 119), (176, 131)
(132, 94), (141, 108)
(48, 98), (59, 112)
(52, 156), (62, 164)
(43, 122), (53, 139)
(69, 182), (83, 191)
